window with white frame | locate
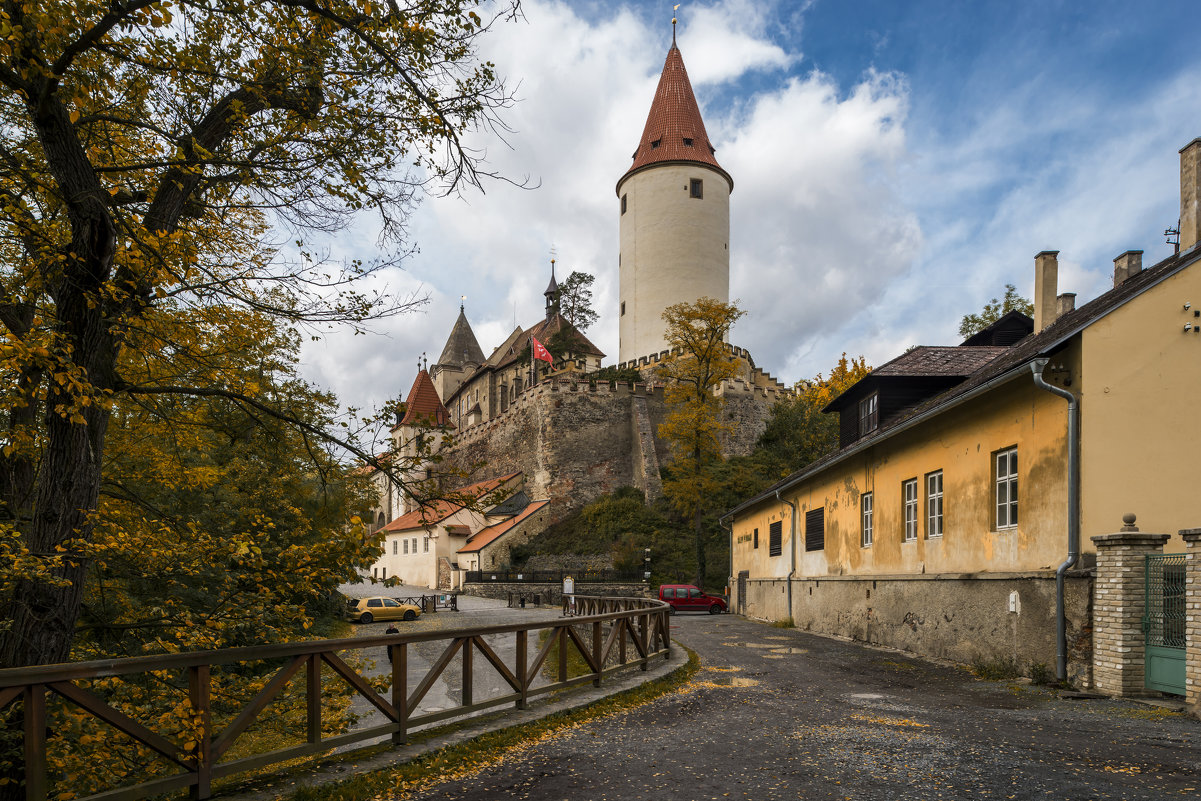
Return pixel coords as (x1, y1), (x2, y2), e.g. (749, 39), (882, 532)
(403, 539), (408, 554)
(858, 393), (878, 436)
(423, 536), (430, 553)
(995, 447), (1018, 529)
(392, 539), (398, 555)
(926, 470), (943, 538)
(902, 479), (918, 542)
(861, 492), (873, 547)
(412, 537), (418, 554)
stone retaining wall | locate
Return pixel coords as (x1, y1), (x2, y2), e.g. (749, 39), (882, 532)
(464, 582), (651, 606)
(741, 572), (1094, 686)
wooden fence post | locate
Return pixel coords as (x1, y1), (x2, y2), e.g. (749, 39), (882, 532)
(23, 684), (45, 801)
(393, 642), (408, 745)
(188, 668), (211, 801)
(516, 630), (528, 710)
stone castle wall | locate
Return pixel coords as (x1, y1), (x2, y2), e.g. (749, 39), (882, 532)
(438, 372), (784, 520)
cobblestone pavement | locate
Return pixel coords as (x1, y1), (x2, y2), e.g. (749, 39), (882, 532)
(401, 613), (1200, 801)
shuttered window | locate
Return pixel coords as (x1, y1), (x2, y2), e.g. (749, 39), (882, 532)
(805, 507), (825, 552)
(769, 521), (782, 557)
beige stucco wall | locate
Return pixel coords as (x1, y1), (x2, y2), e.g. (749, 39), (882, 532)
(732, 379), (1072, 582)
(372, 507), (483, 588)
(1080, 264), (1201, 550)
(618, 163), (730, 363)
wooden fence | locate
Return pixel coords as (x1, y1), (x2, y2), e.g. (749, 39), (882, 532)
(0, 595), (670, 801)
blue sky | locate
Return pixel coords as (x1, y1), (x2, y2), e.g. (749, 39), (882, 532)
(300, 0), (1201, 412)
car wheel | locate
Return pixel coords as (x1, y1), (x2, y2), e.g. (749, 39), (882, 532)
(403, 610), (417, 621)
(708, 604), (722, 615)
(667, 605), (676, 615)
(359, 612), (373, 624)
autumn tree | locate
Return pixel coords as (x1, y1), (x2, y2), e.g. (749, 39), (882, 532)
(0, 0), (518, 670)
(758, 353), (871, 473)
(655, 297), (744, 587)
(556, 270), (598, 332)
(958, 284), (1034, 337)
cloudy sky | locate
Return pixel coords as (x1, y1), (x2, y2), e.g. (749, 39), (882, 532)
(300, 0), (1201, 412)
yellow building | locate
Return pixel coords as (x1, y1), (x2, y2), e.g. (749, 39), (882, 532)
(728, 139), (1201, 684)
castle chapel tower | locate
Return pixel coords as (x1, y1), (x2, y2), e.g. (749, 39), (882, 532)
(617, 34), (733, 364)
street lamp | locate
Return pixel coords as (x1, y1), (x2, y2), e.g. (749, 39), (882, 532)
(643, 548), (651, 583)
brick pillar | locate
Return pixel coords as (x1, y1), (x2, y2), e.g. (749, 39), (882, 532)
(1181, 527), (1201, 716)
(1091, 515), (1170, 697)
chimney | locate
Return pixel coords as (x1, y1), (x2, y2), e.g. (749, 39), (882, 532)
(1056, 293), (1076, 317)
(1112, 250), (1143, 287)
(1034, 251), (1059, 332)
(1182, 138), (1201, 253)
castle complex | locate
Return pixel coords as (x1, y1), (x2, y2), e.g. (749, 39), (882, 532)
(365, 36), (788, 586)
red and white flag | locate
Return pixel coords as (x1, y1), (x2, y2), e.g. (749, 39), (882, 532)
(531, 336), (553, 363)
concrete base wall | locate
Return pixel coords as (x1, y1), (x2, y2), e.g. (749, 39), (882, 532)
(742, 573), (1094, 686)
(464, 582), (651, 606)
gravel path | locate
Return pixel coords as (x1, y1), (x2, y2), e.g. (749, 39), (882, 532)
(399, 613), (1200, 801)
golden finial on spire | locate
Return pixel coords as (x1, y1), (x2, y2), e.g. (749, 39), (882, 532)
(673, 4), (680, 45)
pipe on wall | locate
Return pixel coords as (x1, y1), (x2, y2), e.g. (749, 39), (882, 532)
(1030, 357), (1080, 682)
(776, 490), (797, 622)
(719, 513), (733, 603)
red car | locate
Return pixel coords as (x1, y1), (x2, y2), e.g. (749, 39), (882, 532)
(659, 584), (727, 615)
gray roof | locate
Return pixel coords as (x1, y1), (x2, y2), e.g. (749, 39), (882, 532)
(871, 346), (1008, 377)
(437, 307), (486, 368)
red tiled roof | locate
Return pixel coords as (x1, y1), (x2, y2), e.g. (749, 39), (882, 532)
(399, 370), (453, 428)
(619, 45), (731, 192)
(458, 500), (550, 554)
(381, 472), (521, 532)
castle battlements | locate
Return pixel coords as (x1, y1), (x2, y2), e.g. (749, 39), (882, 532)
(616, 343), (790, 395)
(449, 376), (668, 446)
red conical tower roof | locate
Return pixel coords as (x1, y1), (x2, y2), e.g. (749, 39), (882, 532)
(398, 369), (453, 429)
(618, 44), (732, 192)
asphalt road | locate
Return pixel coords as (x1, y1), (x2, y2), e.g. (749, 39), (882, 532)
(398, 612), (1200, 801)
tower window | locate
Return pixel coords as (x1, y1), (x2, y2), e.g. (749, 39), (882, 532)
(620, 301), (626, 316)
(690, 179), (703, 199)
(682, 137), (693, 146)
(621, 194), (627, 214)
(651, 139), (661, 149)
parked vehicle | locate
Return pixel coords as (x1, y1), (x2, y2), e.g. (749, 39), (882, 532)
(658, 584), (727, 615)
(346, 596), (421, 624)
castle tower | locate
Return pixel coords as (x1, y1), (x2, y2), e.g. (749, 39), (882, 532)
(617, 36), (733, 364)
(431, 303), (486, 402)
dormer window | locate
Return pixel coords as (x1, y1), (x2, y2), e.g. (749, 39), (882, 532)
(682, 137), (693, 146)
(858, 393), (878, 436)
(651, 139), (661, 149)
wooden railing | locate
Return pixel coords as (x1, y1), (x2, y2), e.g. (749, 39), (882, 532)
(0, 596), (670, 801)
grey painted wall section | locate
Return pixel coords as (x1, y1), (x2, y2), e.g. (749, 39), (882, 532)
(740, 572), (1094, 686)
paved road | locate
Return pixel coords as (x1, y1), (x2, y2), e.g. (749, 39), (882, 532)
(343, 594), (567, 736)
(400, 613), (1199, 801)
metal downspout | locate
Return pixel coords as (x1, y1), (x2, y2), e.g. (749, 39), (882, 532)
(719, 513), (733, 605)
(1031, 357), (1080, 682)
(776, 490), (797, 622)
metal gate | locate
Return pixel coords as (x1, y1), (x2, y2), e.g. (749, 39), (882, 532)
(737, 571), (749, 615)
(1144, 554), (1186, 695)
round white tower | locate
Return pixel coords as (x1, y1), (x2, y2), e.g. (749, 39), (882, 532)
(617, 40), (733, 364)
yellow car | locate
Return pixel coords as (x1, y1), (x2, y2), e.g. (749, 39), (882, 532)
(346, 596), (421, 624)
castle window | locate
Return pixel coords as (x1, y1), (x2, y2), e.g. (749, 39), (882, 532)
(651, 139), (661, 149)
(690, 178), (703, 199)
(682, 137), (693, 146)
(621, 194), (627, 214)
(620, 301), (626, 316)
